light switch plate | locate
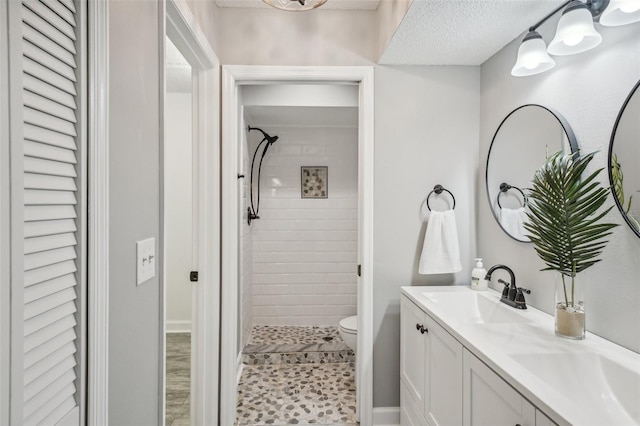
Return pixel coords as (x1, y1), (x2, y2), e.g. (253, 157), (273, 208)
(136, 238), (156, 285)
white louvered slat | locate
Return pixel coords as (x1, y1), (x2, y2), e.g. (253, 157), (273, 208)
(23, 327), (76, 368)
(24, 260), (76, 288)
(24, 219), (77, 238)
(21, 24), (75, 68)
(24, 90), (77, 124)
(24, 123), (76, 149)
(24, 274), (76, 304)
(24, 246), (76, 271)
(24, 156), (77, 177)
(24, 316), (75, 353)
(24, 377), (76, 424)
(24, 287), (76, 321)
(23, 40), (76, 83)
(24, 355), (76, 402)
(24, 189), (77, 205)
(24, 173), (77, 191)
(40, 399), (77, 426)
(24, 232), (76, 254)
(22, 5), (76, 54)
(24, 107), (77, 136)
(25, 205), (77, 222)
(24, 56), (77, 96)
(23, 342), (76, 385)
(23, 300), (76, 336)
(23, 72), (76, 110)
(24, 140), (76, 163)
(23, 1), (76, 42)
(41, 0), (76, 26)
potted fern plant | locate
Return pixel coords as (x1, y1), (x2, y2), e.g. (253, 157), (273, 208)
(524, 151), (618, 339)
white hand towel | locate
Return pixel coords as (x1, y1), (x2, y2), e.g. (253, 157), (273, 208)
(499, 207), (530, 241)
(419, 209), (462, 275)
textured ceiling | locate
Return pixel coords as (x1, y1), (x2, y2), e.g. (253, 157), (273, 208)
(380, 0), (566, 65)
(215, 0), (381, 9)
(245, 105), (358, 128)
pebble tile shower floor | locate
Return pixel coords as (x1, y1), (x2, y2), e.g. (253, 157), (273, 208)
(235, 326), (357, 425)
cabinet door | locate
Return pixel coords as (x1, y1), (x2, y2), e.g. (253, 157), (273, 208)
(401, 381), (428, 426)
(463, 349), (535, 426)
(424, 315), (463, 426)
(401, 296), (427, 410)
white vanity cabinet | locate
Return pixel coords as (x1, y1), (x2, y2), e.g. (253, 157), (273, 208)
(400, 296), (463, 426)
(401, 293), (557, 426)
(463, 349), (535, 426)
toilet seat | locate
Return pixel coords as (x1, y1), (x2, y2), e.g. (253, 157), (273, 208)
(339, 316), (357, 334)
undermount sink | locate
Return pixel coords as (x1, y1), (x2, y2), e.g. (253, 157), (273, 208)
(421, 291), (531, 324)
(512, 352), (640, 425)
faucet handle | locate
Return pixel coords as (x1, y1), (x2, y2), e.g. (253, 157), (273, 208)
(515, 287), (531, 309)
(498, 279), (510, 298)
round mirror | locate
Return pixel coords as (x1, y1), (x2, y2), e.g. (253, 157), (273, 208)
(608, 80), (640, 237)
(486, 104), (577, 242)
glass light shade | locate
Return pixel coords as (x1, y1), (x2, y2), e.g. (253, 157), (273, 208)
(600, 0), (640, 26)
(263, 0), (328, 11)
(512, 32), (556, 77)
(548, 2), (603, 55)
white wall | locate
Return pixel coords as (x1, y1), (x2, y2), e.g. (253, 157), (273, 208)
(479, 20), (640, 352)
(373, 65), (481, 407)
(165, 93), (193, 332)
(218, 8), (377, 65)
(249, 126), (358, 326)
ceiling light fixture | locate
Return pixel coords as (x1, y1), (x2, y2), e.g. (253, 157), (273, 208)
(263, 0), (328, 11)
(513, 0), (640, 77)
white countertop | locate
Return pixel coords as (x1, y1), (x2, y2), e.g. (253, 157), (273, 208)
(401, 285), (640, 426)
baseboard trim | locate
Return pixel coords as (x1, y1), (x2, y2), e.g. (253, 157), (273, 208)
(373, 407), (400, 426)
(166, 320), (191, 333)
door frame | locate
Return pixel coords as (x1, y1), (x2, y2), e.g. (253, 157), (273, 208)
(87, 0), (109, 423)
(162, 1), (220, 425)
(220, 65), (375, 426)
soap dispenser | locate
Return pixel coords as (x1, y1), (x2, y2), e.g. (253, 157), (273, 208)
(471, 258), (488, 291)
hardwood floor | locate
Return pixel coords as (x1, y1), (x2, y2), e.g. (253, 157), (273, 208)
(166, 333), (190, 426)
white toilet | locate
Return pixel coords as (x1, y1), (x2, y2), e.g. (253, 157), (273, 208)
(338, 315), (357, 352)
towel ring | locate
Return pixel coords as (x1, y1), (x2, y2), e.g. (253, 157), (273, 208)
(426, 184), (456, 211)
(497, 183), (527, 209)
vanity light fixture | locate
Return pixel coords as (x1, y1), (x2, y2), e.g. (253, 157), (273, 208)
(511, 31), (556, 76)
(600, 0), (640, 26)
(547, 0), (603, 55)
(263, 0), (327, 11)
(512, 0), (639, 77)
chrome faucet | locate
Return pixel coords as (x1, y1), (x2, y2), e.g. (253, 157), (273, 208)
(484, 264), (530, 309)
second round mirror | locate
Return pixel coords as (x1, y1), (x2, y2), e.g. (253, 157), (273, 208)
(486, 104), (577, 242)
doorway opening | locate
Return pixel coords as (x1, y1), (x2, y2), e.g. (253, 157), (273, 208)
(164, 35), (194, 426)
(221, 67), (375, 426)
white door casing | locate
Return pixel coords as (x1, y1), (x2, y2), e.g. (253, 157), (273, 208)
(221, 66), (375, 426)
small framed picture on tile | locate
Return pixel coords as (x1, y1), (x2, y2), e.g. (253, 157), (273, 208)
(301, 166), (328, 199)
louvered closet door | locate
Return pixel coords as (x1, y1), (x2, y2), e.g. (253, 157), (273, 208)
(8, 0), (86, 424)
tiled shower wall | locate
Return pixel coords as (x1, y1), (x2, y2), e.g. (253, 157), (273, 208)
(250, 126), (358, 326)
(240, 132), (253, 349)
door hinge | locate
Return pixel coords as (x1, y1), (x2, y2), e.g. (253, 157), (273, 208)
(190, 271), (199, 282)
(357, 264), (362, 277)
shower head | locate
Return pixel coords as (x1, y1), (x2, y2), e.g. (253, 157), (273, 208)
(248, 126), (279, 145)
